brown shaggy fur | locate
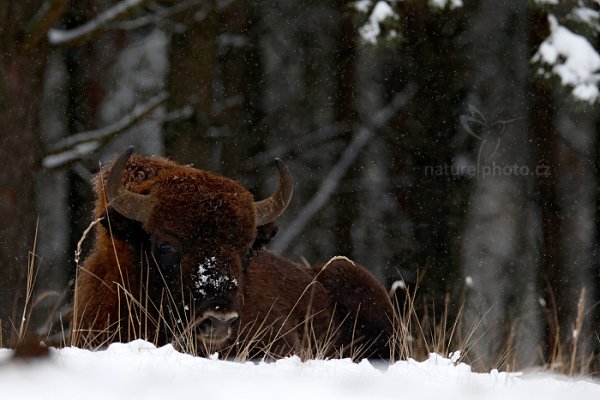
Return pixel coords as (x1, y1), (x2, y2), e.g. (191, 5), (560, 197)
(311, 257), (395, 359)
(73, 152), (394, 360)
(238, 251), (334, 358)
(74, 154), (255, 346)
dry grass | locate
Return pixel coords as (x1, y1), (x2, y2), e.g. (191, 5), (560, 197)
(69, 249), (359, 362)
(536, 286), (599, 376)
(4, 224), (600, 376)
(388, 277), (481, 366)
(67, 263), (600, 376)
(384, 270), (600, 377)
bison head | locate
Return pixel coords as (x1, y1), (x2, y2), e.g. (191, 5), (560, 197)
(101, 147), (292, 348)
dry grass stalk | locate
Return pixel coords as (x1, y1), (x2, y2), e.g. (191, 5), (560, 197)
(9, 218), (600, 376)
(17, 219), (40, 342)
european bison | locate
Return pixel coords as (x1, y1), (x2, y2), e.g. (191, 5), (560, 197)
(73, 147), (394, 360)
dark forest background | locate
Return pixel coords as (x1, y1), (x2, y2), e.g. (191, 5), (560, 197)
(1, 0), (600, 371)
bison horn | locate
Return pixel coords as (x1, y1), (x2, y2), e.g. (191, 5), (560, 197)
(254, 159), (293, 226)
(106, 146), (156, 224)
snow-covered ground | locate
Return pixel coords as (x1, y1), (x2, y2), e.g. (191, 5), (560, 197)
(1, 340), (599, 400)
(0, 340), (600, 400)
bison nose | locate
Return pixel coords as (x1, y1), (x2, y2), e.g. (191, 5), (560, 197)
(195, 311), (238, 342)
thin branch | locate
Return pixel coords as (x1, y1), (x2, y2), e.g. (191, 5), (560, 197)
(20, 0), (69, 51)
(271, 86), (416, 253)
(43, 91), (168, 169)
(109, 0), (205, 31)
(48, 0), (154, 47)
(43, 142), (102, 171)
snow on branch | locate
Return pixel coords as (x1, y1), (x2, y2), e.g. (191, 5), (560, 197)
(48, 0), (154, 47)
(43, 91), (168, 169)
(533, 15), (600, 104)
(356, 0), (463, 45)
(357, 1), (398, 44)
(21, 0), (70, 50)
(271, 86), (416, 253)
(428, 0), (463, 9)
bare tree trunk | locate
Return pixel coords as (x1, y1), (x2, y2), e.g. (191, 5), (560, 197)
(163, 0), (263, 190)
(376, 1), (469, 298)
(164, 2), (218, 168)
(0, 2), (50, 344)
(332, 3), (358, 259)
(351, 43), (391, 283)
(211, 0), (264, 182)
(531, 75), (562, 359)
(553, 95), (597, 354)
(461, 0), (541, 370)
(533, 74), (597, 364)
(34, 52), (70, 335)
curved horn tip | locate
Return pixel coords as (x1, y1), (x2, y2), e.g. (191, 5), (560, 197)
(123, 146), (135, 158)
(274, 157), (287, 170)
(253, 158), (294, 226)
(274, 158), (292, 179)
(111, 146), (135, 168)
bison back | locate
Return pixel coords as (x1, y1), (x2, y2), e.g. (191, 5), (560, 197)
(312, 257), (394, 360)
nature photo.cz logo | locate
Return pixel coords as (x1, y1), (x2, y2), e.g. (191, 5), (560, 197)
(424, 105), (550, 179)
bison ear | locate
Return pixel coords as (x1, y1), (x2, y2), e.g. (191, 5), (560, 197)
(252, 222), (279, 251)
(100, 209), (146, 246)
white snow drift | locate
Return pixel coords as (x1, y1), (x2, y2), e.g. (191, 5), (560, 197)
(1, 339), (599, 400)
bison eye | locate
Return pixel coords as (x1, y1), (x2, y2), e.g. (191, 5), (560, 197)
(152, 241), (181, 268)
(158, 242), (175, 254)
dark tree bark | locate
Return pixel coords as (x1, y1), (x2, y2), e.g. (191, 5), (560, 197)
(163, 0), (264, 196)
(0, 2), (55, 344)
(530, 66), (562, 360)
(529, 8), (598, 368)
(384, 2), (469, 295)
(332, 1), (358, 258)
(213, 0), (266, 188)
(163, 2), (218, 168)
